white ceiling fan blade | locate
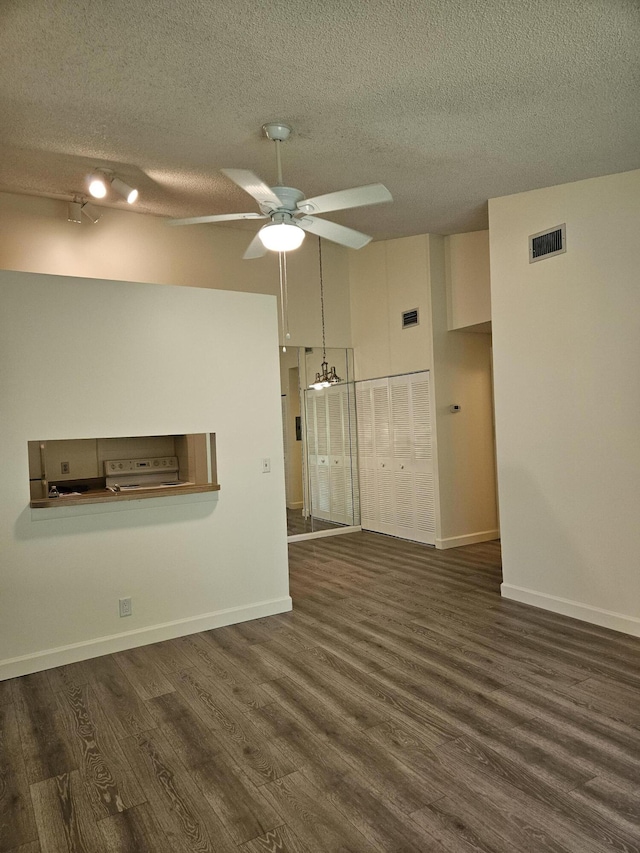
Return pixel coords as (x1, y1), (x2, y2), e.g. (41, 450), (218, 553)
(221, 169), (282, 210)
(167, 212), (266, 227)
(297, 183), (392, 216)
(298, 216), (372, 249)
(243, 230), (268, 260)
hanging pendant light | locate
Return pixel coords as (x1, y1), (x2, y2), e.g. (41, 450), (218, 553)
(310, 238), (341, 389)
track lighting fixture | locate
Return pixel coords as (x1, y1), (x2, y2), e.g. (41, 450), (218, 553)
(88, 170), (108, 199)
(110, 176), (138, 204)
(81, 202), (101, 224)
(67, 197), (102, 225)
(67, 201), (82, 224)
(87, 169), (138, 203)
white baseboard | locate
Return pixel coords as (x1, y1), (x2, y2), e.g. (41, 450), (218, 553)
(288, 525), (362, 543)
(501, 584), (640, 639)
(0, 597), (293, 682)
(435, 529), (500, 549)
(286, 501), (304, 509)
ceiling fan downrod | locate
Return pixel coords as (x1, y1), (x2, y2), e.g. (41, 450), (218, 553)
(262, 122), (291, 187)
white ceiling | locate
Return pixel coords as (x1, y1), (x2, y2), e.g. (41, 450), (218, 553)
(1, 0), (638, 238)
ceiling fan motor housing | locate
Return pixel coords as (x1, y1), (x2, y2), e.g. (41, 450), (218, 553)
(262, 122), (292, 142)
(264, 186), (305, 215)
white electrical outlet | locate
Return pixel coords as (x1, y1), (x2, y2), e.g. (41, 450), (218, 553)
(119, 597), (132, 617)
(262, 457), (271, 473)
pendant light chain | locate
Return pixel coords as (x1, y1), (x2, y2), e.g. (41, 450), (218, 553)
(310, 237), (341, 389)
(319, 237), (327, 362)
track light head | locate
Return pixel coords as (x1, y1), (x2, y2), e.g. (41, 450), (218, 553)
(67, 201), (82, 224)
(81, 202), (101, 224)
(88, 170), (108, 199)
(87, 169), (139, 204)
(110, 176), (138, 204)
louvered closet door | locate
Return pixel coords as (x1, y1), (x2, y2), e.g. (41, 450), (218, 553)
(356, 381), (376, 530)
(390, 372), (435, 544)
(305, 393), (319, 518)
(356, 371), (435, 545)
(344, 383), (360, 525)
(411, 372), (436, 543)
(373, 380), (396, 536)
(314, 393), (331, 518)
(328, 385), (347, 523)
(306, 385), (359, 525)
(307, 391), (331, 521)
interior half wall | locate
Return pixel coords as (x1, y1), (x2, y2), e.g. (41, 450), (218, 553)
(0, 271), (291, 680)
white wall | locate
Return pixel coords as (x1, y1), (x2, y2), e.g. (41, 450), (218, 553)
(445, 230), (492, 331)
(349, 232), (498, 548)
(0, 271), (291, 679)
(0, 191), (352, 348)
(429, 236), (499, 548)
(348, 235), (432, 380)
(490, 169), (640, 636)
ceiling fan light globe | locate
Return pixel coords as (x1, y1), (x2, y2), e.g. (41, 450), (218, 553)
(258, 221), (305, 252)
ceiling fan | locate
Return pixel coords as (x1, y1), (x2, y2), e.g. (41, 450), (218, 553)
(167, 122), (393, 259)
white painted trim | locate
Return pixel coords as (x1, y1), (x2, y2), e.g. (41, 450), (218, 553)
(286, 501), (304, 509)
(501, 584), (640, 639)
(435, 529), (500, 549)
(0, 597), (292, 682)
(288, 525), (362, 543)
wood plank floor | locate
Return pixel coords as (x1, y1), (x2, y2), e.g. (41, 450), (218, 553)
(3, 532), (640, 851)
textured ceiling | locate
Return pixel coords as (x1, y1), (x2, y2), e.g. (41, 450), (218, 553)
(0, 0), (638, 237)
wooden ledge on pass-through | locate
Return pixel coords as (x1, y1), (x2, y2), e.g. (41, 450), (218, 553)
(28, 432), (219, 510)
(30, 482), (220, 509)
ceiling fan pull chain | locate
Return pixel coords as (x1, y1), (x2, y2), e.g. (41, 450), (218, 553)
(282, 250), (290, 341)
(278, 251), (290, 345)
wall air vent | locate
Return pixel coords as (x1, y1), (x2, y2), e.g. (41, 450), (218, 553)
(529, 224), (566, 263)
(402, 308), (419, 328)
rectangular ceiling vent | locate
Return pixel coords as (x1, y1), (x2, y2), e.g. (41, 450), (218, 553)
(529, 224), (566, 263)
(402, 308), (419, 328)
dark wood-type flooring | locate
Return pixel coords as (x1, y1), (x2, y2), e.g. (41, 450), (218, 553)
(3, 532), (640, 851)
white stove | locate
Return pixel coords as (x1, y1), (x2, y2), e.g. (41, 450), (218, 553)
(105, 456), (190, 491)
